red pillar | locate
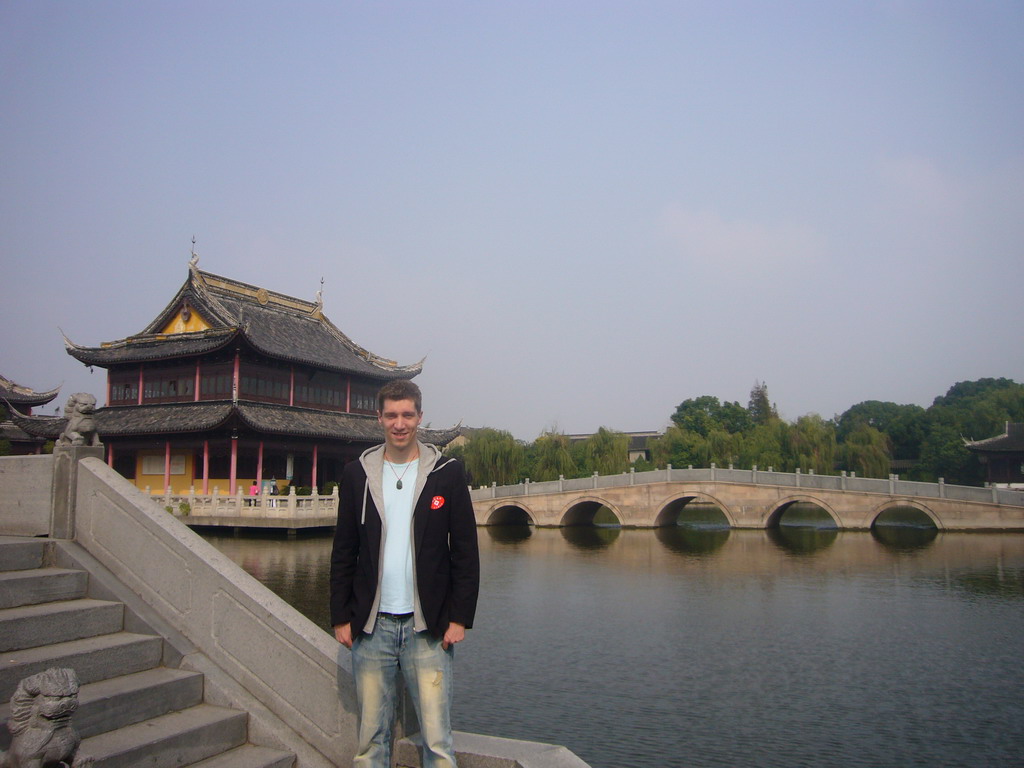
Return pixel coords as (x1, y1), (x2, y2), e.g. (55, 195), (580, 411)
(194, 361), (201, 402)
(164, 441), (171, 493)
(138, 366), (144, 405)
(232, 350), (240, 402)
(107, 444), (114, 468)
(257, 441), (264, 487)
(312, 444), (318, 490)
(289, 367), (295, 406)
(230, 436), (238, 495)
(202, 440), (210, 494)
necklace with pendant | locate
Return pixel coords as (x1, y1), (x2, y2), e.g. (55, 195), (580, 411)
(385, 455), (416, 489)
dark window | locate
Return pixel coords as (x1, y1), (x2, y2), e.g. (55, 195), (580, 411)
(142, 366), (195, 404)
(295, 370), (345, 412)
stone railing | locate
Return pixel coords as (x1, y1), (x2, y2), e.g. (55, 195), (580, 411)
(150, 486), (339, 519)
(471, 464), (1024, 507)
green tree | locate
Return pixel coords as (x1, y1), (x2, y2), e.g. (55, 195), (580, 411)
(578, 427), (630, 476)
(649, 426), (709, 468)
(919, 378), (1024, 484)
(671, 395), (750, 437)
(706, 428), (741, 467)
(787, 414), (837, 474)
(919, 424), (975, 485)
(838, 424), (890, 478)
(738, 421), (787, 470)
(836, 400), (926, 462)
(459, 428), (527, 486)
(531, 431), (576, 481)
(748, 381), (777, 426)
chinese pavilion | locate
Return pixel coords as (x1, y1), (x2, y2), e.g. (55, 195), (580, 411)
(1, 373), (60, 454)
(965, 422), (1024, 488)
(47, 261), (450, 494)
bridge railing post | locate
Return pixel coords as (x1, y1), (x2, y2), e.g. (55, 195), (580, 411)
(629, 468), (635, 486)
(593, 471), (598, 489)
(992, 485), (999, 504)
(752, 465), (758, 484)
(840, 471), (847, 491)
(795, 468), (801, 487)
(666, 464), (672, 482)
(491, 482), (497, 499)
(938, 478), (945, 498)
(525, 478), (530, 496)
(710, 462), (716, 481)
(559, 474), (564, 492)
(889, 474), (896, 495)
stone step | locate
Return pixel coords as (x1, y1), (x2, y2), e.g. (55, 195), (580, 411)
(0, 631), (163, 701)
(0, 566), (88, 609)
(0, 536), (45, 571)
(188, 744), (297, 768)
(80, 704), (248, 768)
(0, 598), (124, 652)
(0, 667), (205, 749)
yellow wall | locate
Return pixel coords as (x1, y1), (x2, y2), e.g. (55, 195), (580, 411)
(160, 305), (212, 335)
(135, 451), (277, 496)
(137, 451), (195, 494)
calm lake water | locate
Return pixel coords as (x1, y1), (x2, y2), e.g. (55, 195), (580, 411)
(203, 519), (1024, 768)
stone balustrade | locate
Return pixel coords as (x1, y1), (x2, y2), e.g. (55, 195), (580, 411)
(148, 486), (339, 520)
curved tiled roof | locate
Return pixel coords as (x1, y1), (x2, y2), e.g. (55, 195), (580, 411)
(65, 328), (238, 366)
(64, 266), (422, 380)
(965, 422), (1024, 453)
(10, 399), (459, 446)
(0, 374), (60, 407)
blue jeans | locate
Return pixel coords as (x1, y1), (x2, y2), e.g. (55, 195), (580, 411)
(351, 613), (457, 767)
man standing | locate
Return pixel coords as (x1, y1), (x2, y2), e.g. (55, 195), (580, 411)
(330, 380), (479, 767)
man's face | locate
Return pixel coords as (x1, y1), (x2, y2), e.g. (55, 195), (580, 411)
(378, 397), (422, 454)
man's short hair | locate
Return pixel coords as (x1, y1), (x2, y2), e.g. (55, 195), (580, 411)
(377, 380), (422, 413)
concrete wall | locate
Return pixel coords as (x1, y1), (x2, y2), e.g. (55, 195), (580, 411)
(0, 454), (53, 536)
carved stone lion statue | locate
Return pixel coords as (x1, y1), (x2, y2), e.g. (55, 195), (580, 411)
(57, 394), (100, 448)
(0, 667), (92, 768)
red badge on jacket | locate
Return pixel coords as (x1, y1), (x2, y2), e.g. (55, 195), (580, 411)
(431, 495), (445, 510)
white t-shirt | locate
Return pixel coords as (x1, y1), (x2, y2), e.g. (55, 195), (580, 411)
(379, 459), (418, 613)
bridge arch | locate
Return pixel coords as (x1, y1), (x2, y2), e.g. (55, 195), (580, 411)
(559, 496), (624, 527)
(868, 499), (943, 530)
(482, 501), (536, 526)
(766, 495), (842, 529)
(653, 492), (736, 527)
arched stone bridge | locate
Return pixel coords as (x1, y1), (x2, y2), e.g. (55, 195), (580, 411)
(469, 466), (1024, 531)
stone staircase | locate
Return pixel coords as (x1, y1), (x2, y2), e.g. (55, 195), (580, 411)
(0, 536), (295, 768)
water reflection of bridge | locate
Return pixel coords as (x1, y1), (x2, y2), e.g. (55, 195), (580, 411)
(470, 466), (1024, 531)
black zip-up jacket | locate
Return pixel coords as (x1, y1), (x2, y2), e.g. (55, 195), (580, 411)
(329, 441), (480, 640)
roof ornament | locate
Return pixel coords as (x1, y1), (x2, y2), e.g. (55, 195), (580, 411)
(311, 276), (324, 318)
(189, 236), (200, 270)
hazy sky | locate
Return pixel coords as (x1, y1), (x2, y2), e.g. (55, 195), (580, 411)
(2, 2), (1022, 439)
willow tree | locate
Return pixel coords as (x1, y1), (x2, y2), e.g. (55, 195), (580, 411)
(787, 414), (837, 474)
(579, 427), (630, 476)
(839, 424), (890, 478)
(460, 428), (526, 486)
(532, 431), (576, 481)
(738, 420), (787, 470)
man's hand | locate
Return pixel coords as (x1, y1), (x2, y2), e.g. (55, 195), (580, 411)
(334, 623), (353, 649)
(442, 622), (466, 650)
